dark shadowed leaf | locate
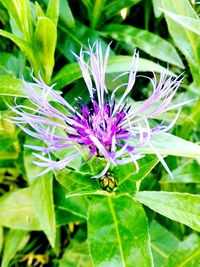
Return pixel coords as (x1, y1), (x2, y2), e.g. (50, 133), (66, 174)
(1, 229), (29, 267)
(59, 240), (93, 267)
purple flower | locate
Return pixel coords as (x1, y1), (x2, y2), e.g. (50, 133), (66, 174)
(10, 42), (188, 178)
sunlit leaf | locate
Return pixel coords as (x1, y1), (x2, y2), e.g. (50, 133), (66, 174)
(149, 220), (179, 267)
(162, 8), (200, 35)
(135, 191), (200, 231)
(88, 195), (153, 266)
(33, 17), (57, 83)
(162, 0), (200, 86)
(161, 160), (200, 184)
(165, 233), (200, 267)
(102, 24), (184, 68)
(0, 188), (41, 230)
(46, 0), (59, 25)
(136, 133), (200, 159)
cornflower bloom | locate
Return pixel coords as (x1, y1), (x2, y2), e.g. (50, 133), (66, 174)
(10, 43), (187, 178)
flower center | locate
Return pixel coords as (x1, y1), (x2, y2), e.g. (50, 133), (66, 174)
(67, 99), (130, 155)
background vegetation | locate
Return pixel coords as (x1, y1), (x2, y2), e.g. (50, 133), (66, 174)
(0, 0), (200, 266)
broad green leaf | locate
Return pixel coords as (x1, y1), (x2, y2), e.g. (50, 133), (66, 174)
(24, 137), (56, 247)
(162, 8), (200, 35)
(114, 155), (159, 195)
(136, 133), (200, 159)
(104, 0), (141, 19)
(162, 0), (200, 86)
(0, 188), (41, 230)
(149, 220), (179, 267)
(46, 0), (59, 25)
(1, 229), (28, 267)
(59, 241), (93, 267)
(102, 24), (184, 68)
(88, 195), (153, 267)
(135, 191), (200, 231)
(31, 174), (56, 247)
(59, 0), (75, 28)
(52, 56), (174, 90)
(166, 233), (200, 267)
(161, 160), (200, 184)
(33, 17), (57, 83)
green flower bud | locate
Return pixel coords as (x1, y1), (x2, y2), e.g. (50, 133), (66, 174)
(99, 172), (117, 192)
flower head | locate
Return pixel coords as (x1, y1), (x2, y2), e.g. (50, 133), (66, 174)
(10, 42), (186, 178)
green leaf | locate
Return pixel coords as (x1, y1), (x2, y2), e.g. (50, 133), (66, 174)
(102, 24), (184, 68)
(135, 191), (200, 231)
(0, 226), (3, 255)
(54, 168), (101, 198)
(0, 75), (24, 97)
(161, 160), (200, 184)
(0, 188), (40, 230)
(1, 229), (28, 267)
(52, 56), (174, 90)
(59, 241), (93, 267)
(24, 137), (56, 247)
(54, 180), (88, 225)
(166, 233), (200, 267)
(0, 0), (32, 41)
(59, 0), (75, 28)
(33, 17), (57, 83)
(88, 195), (153, 267)
(0, 29), (38, 73)
(149, 220), (179, 267)
(46, 0), (59, 25)
(162, 0), (200, 86)
(57, 21), (108, 62)
(104, 0), (141, 19)
(0, 53), (18, 76)
(161, 8), (200, 35)
(136, 133), (200, 159)
(89, 0), (107, 28)
(114, 155), (159, 195)
(31, 174), (56, 247)
(152, 0), (163, 18)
